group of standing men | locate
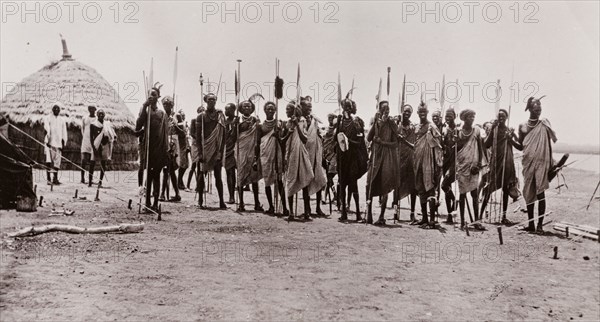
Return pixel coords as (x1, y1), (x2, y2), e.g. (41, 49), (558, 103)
(42, 104), (116, 187)
(135, 82), (558, 234)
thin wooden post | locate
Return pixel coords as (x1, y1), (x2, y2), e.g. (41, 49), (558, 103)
(497, 226), (503, 245)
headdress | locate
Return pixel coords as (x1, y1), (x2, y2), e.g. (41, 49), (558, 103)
(459, 109), (476, 121)
(525, 95), (545, 111)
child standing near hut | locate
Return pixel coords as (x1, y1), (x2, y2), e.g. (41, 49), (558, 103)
(80, 105), (96, 184)
(44, 104), (67, 185)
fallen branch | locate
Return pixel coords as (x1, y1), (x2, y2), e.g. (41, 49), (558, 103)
(8, 223), (144, 238)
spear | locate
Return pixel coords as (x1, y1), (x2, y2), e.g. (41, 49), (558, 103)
(440, 74), (446, 116)
(235, 60), (242, 210)
(337, 72), (343, 114)
(386, 67), (391, 100)
(499, 65), (514, 222)
(144, 58), (154, 211)
(334, 71), (344, 216)
(274, 58), (282, 214)
(199, 74), (207, 206)
(294, 63), (301, 216)
(368, 77), (383, 216)
(295, 63), (301, 106)
(395, 73), (407, 221)
(335, 72), (343, 213)
(139, 70), (149, 213)
(587, 180), (600, 210)
(490, 78), (501, 220)
(376, 77), (383, 109)
(215, 72), (223, 97)
(173, 47), (178, 103)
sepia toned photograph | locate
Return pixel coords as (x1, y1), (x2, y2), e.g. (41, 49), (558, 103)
(0, 1), (598, 321)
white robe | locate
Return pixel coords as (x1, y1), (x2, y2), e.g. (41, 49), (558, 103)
(44, 114), (68, 148)
(44, 114), (68, 167)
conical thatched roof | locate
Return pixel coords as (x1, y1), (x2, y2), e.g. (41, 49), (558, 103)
(0, 38), (135, 130)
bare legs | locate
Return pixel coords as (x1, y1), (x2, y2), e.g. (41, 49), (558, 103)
(265, 180), (288, 216)
(197, 164), (225, 208)
(526, 192), (546, 233)
(459, 190), (479, 228)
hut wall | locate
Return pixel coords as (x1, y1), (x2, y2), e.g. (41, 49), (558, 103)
(8, 122), (139, 170)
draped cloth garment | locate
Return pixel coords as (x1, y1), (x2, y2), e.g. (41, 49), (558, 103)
(522, 118), (557, 203)
(285, 122), (314, 196)
(260, 119), (283, 186)
(303, 117), (327, 195)
(456, 127), (482, 194)
(236, 118), (262, 186)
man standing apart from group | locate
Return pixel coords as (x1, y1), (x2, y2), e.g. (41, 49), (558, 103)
(518, 97), (557, 233)
(44, 104), (68, 185)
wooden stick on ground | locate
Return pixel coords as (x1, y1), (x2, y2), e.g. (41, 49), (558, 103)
(8, 223), (144, 238)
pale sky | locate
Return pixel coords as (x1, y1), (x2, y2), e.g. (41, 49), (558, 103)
(1, 1), (598, 146)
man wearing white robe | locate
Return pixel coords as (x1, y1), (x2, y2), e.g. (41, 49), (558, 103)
(44, 104), (68, 184)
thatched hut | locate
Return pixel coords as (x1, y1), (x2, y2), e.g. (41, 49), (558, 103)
(0, 37), (138, 170)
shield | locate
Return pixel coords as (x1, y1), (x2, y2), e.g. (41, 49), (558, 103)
(337, 132), (349, 152)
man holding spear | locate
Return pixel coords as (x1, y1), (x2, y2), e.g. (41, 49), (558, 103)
(136, 83), (169, 212)
(480, 109), (521, 223)
(195, 93), (227, 209)
(335, 98), (367, 222)
(366, 100), (400, 225)
(281, 101), (313, 221)
(401, 99), (443, 228)
(299, 96), (328, 217)
(518, 96), (557, 233)
(259, 101), (288, 215)
(224, 103), (238, 204)
(233, 99), (264, 212)
(394, 104), (418, 222)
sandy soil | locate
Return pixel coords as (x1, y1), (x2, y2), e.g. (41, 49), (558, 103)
(1, 167), (599, 321)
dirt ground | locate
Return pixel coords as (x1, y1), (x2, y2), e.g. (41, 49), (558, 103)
(1, 167), (599, 321)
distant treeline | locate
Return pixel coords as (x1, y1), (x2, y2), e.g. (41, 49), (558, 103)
(554, 143), (600, 155)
